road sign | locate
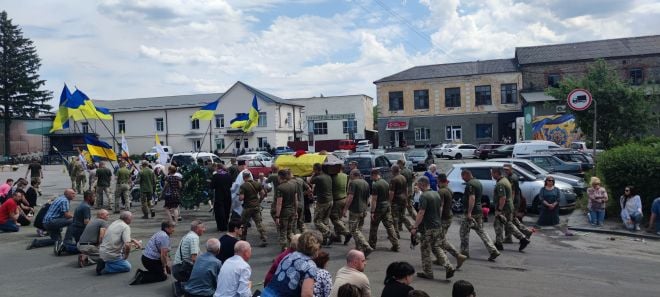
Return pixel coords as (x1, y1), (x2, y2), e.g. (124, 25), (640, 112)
(567, 89), (593, 111)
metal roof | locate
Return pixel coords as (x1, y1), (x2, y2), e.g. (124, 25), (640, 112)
(94, 93), (223, 112)
(515, 35), (660, 65)
(374, 59), (518, 84)
(234, 81), (303, 107)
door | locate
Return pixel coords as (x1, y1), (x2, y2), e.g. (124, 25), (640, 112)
(446, 126), (462, 142)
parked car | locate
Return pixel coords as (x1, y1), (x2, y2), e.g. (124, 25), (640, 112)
(431, 143), (451, 158)
(487, 144), (514, 158)
(344, 154), (392, 184)
(570, 141), (604, 156)
(488, 158), (588, 196)
(474, 144), (505, 160)
(237, 152), (273, 167)
(517, 154), (584, 177)
(446, 162), (576, 213)
(355, 140), (372, 152)
(384, 152), (413, 171)
(338, 139), (357, 151)
(536, 149), (594, 171)
(170, 152), (223, 167)
(274, 146), (294, 155)
(144, 146), (174, 162)
(512, 140), (561, 157)
(246, 159), (272, 177)
(406, 149), (434, 171)
(440, 144), (477, 159)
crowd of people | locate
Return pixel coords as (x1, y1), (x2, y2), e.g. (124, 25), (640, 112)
(2, 155), (660, 297)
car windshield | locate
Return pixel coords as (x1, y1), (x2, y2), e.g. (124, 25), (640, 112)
(172, 156), (194, 166)
(345, 158), (371, 169)
(384, 153), (403, 161)
(496, 145), (513, 151)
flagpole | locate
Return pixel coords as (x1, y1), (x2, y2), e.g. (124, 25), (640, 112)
(209, 120), (213, 153)
(197, 120), (212, 153)
(79, 112), (116, 168)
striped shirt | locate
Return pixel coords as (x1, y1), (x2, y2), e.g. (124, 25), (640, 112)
(43, 196), (69, 224)
(143, 230), (170, 260)
(174, 231), (200, 264)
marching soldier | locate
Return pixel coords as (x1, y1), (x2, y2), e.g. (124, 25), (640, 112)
(390, 165), (413, 238)
(114, 161), (132, 213)
(397, 160), (417, 226)
(437, 173), (467, 268)
(274, 170), (298, 251)
(291, 172), (309, 233)
(239, 172), (268, 247)
(491, 167), (531, 252)
(310, 163), (334, 245)
(342, 169), (373, 256)
(412, 176), (455, 280)
(266, 165), (280, 223)
(72, 157), (86, 194)
(503, 164), (533, 243)
(459, 169), (500, 261)
(368, 169), (399, 252)
(330, 165), (350, 243)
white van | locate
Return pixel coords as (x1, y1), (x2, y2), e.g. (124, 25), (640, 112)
(512, 140), (561, 157)
(145, 146), (174, 161)
(170, 152), (223, 167)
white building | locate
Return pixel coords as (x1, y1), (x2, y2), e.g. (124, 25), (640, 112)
(86, 81), (303, 155)
(288, 95), (374, 141)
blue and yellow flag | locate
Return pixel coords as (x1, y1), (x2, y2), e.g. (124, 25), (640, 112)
(230, 113), (249, 129)
(191, 99), (220, 121)
(84, 135), (117, 161)
(242, 95), (259, 132)
(66, 89), (112, 121)
(50, 85), (72, 133)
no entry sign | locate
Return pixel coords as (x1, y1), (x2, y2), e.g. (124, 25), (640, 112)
(567, 89), (593, 111)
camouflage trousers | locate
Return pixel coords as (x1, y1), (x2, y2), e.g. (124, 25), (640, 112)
(75, 175), (86, 194)
(368, 206), (399, 249)
(420, 228), (452, 276)
(348, 211), (372, 252)
(440, 220), (460, 259)
(494, 212), (525, 244)
(241, 207), (267, 243)
(114, 183), (130, 212)
(391, 203), (413, 237)
(314, 201), (333, 238)
(277, 208), (296, 250)
(330, 198), (349, 236)
(297, 207), (305, 233)
(505, 216), (532, 241)
(96, 186), (110, 208)
(459, 215), (498, 257)
(140, 192), (153, 217)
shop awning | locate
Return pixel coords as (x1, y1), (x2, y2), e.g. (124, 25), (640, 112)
(385, 119), (409, 130)
(521, 92), (559, 103)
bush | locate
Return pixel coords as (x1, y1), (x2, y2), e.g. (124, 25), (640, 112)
(597, 142), (660, 220)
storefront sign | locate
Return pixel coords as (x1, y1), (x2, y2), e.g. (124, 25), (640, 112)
(386, 120), (409, 130)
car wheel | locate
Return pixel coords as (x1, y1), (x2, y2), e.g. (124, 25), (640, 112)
(452, 193), (464, 214)
(455, 153), (462, 159)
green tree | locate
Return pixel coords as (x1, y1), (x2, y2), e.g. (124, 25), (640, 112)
(373, 104), (379, 128)
(546, 59), (658, 149)
(0, 11), (52, 157)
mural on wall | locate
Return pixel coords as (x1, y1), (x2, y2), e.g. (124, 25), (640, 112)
(531, 114), (582, 146)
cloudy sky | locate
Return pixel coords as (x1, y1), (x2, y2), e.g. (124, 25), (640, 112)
(2, 0), (659, 108)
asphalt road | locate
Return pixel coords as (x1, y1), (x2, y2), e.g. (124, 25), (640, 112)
(0, 163), (659, 297)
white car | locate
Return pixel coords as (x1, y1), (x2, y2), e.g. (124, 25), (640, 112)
(355, 140), (372, 152)
(237, 153), (273, 167)
(432, 143), (451, 158)
(441, 144), (477, 159)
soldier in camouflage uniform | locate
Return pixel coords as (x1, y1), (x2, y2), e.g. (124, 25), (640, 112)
(436, 173), (468, 269)
(342, 169), (374, 256)
(491, 167), (531, 252)
(72, 157), (86, 194)
(503, 164), (533, 243)
(274, 170), (298, 250)
(459, 169), (500, 261)
(310, 163), (334, 245)
(239, 172), (268, 247)
(368, 169), (399, 251)
(390, 165), (413, 238)
(291, 172), (308, 234)
(412, 176), (455, 280)
(266, 165), (280, 223)
(397, 160), (418, 226)
(330, 166), (350, 242)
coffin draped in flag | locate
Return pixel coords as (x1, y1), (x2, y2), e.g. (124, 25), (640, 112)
(84, 135), (117, 161)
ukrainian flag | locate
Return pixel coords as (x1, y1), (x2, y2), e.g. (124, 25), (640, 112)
(84, 135), (117, 161)
(230, 113), (249, 129)
(50, 85), (72, 133)
(242, 95), (259, 132)
(66, 89), (112, 121)
(191, 99), (220, 121)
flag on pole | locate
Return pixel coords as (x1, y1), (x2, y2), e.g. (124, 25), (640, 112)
(242, 95), (260, 132)
(191, 99), (220, 121)
(155, 133), (168, 164)
(84, 135), (117, 161)
(121, 132), (130, 158)
(50, 85), (72, 133)
(66, 89), (113, 121)
(230, 113), (249, 129)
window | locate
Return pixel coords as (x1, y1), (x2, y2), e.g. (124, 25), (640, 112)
(445, 125), (462, 141)
(155, 118), (164, 132)
(244, 139), (249, 148)
(191, 118), (200, 130)
(118, 120), (126, 133)
(286, 112), (292, 128)
(343, 120), (357, 134)
(476, 124), (493, 138)
(193, 140), (201, 151)
(313, 122), (328, 135)
(470, 167), (493, 180)
(415, 127), (431, 141)
(500, 84), (517, 104)
(235, 139), (241, 149)
(388, 91), (404, 111)
(547, 73), (561, 88)
(215, 114), (224, 128)
(444, 87), (461, 108)
(413, 89), (429, 109)
(474, 85), (491, 105)
(258, 137), (268, 149)
(258, 112), (267, 127)
(81, 122), (89, 134)
(375, 156), (390, 167)
(630, 68), (643, 85)
(215, 138), (225, 150)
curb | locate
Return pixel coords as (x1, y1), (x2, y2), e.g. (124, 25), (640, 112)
(567, 226), (660, 240)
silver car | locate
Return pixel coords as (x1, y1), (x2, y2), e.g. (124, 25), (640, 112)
(488, 158), (587, 196)
(384, 152), (413, 171)
(446, 162), (576, 213)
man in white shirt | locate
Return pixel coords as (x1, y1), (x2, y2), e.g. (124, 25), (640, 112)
(230, 160), (252, 219)
(330, 249), (371, 297)
(214, 240), (252, 297)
